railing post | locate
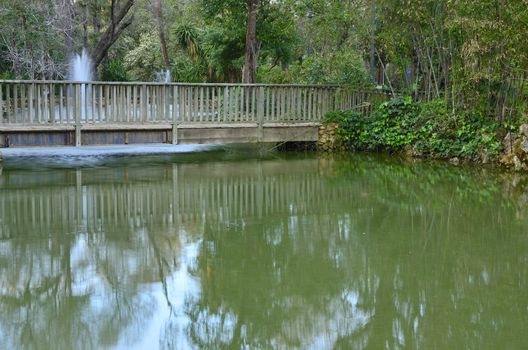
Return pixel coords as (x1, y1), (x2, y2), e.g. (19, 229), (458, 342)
(74, 84), (81, 147)
(141, 84), (147, 122)
(257, 86), (265, 142)
(0, 83), (3, 124)
(172, 85), (179, 144)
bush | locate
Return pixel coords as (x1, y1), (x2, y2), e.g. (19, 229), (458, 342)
(325, 110), (369, 149)
(171, 54), (206, 83)
(123, 32), (163, 81)
(101, 59), (129, 82)
(256, 64), (292, 84)
(326, 97), (504, 161)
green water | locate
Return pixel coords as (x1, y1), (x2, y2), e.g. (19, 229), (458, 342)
(0, 153), (527, 349)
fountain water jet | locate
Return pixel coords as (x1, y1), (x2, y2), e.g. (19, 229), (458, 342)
(70, 49), (94, 121)
(155, 69), (171, 83)
(70, 48), (93, 82)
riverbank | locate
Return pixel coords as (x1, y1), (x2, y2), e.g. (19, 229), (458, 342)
(319, 96), (528, 172)
(318, 122), (528, 171)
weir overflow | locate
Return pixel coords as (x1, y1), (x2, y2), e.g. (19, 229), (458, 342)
(0, 80), (383, 147)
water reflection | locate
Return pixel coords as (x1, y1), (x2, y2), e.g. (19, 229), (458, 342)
(0, 155), (527, 349)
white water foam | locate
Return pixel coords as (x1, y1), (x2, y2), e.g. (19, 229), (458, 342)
(0, 144), (216, 167)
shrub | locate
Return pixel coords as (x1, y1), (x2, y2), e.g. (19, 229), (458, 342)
(325, 97), (504, 161)
(256, 64), (292, 84)
(101, 59), (129, 82)
(171, 54), (206, 83)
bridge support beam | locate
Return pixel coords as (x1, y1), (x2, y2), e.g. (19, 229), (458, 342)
(0, 123), (320, 147)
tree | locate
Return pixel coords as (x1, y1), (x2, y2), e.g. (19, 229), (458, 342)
(152, 0), (170, 67)
(0, 0), (66, 79)
(201, 0), (297, 82)
(91, 0), (135, 69)
(242, 0), (259, 83)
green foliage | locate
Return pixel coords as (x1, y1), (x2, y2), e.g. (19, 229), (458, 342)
(412, 102), (502, 160)
(0, 71), (16, 80)
(326, 110), (370, 148)
(174, 24), (201, 61)
(327, 97), (504, 161)
(100, 59), (129, 82)
(123, 32), (164, 81)
(374, 0), (528, 119)
(171, 54), (207, 83)
(295, 52), (369, 86)
(256, 64), (292, 84)
(199, 25), (245, 82)
(198, 0), (299, 82)
(258, 51), (370, 87)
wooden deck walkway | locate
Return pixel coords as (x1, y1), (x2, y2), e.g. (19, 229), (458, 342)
(0, 80), (383, 147)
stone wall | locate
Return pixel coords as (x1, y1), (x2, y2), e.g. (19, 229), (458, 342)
(500, 124), (528, 171)
(318, 123), (345, 152)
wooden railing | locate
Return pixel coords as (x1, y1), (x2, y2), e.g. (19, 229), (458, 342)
(0, 81), (383, 124)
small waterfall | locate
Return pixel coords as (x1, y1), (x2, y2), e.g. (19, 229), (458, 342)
(70, 49), (93, 121)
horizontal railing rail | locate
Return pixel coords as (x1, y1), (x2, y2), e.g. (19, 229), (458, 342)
(0, 80), (382, 89)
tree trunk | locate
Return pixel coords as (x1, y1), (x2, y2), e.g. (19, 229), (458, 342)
(61, 0), (75, 65)
(153, 0), (170, 67)
(369, 4), (377, 84)
(91, 0), (135, 70)
(82, 4), (89, 49)
(242, 0), (259, 83)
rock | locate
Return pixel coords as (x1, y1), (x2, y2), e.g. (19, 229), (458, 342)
(318, 123), (343, 152)
(480, 151), (489, 164)
(520, 124), (528, 137)
(510, 174), (521, 187)
(513, 138), (524, 158)
(521, 136), (528, 154)
(513, 155), (523, 171)
(518, 192), (528, 207)
(503, 132), (517, 154)
(500, 153), (515, 167)
(449, 157), (460, 165)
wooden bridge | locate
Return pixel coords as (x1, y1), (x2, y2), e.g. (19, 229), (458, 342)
(0, 80), (383, 147)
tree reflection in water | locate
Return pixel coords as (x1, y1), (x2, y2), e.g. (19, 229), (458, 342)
(0, 155), (527, 349)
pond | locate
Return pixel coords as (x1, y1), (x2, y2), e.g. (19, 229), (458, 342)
(0, 151), (527, 349)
